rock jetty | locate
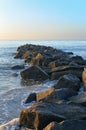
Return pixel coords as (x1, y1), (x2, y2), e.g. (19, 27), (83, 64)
(1, 44), (86, 130)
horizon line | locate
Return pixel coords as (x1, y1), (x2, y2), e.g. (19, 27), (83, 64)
(0, 39), (86, 41)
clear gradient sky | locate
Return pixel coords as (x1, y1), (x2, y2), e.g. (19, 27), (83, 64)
(0, 0), (86, 40)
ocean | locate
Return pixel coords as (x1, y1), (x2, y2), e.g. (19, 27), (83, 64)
(0, 40), (86, 125)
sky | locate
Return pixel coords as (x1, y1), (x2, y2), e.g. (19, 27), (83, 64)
(0, 0), (86, 40)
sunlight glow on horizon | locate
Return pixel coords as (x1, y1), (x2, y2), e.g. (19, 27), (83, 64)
(0, 0), (86, 40)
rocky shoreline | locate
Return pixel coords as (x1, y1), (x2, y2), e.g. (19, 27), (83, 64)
(0, 44), (86, 130)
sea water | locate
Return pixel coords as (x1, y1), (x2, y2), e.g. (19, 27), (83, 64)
(0, 40), (86, 124)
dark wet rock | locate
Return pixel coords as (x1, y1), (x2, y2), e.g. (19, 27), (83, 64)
(19, 102), (86, 130)
(82, 67), (86, 91)
(24, 93), (36, 104)
(44, 88), (77, 102)
(19, 102), (66, 130)
(14, 44), (30, 58)
(60, 119), (86, 130)
(69, 92), (86, 106)
(43, 120), (86, 130)
(69, 55), (86, 65)
(40, 66), (51, 74)
(24, 87), (55, 104)
(54, 88), (77, 100)
(50, 65), (84, 80)
(42, 47), (67, 59)
(56, 59), (69, 66)
(43, 121), (60, 130)
(20, 65), (49, 81)
(48, 59), (69, 69)
(14, 44), (70, 67)
(69, 61), (79, 66)
(53, 73), (80, 91)
(36, 87), (77, 103)
(49, 56), (70, 67)
(24, 87), (77, 104)
(11, 65), (25, 70)
(41, 57), (56, 67)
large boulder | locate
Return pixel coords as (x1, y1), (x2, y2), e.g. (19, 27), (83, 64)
(20, 65), (49, 81)
(50, 65), (84, 80)
(69, 91), (86, 106)
(82, 67), (86, 91)
(19, 102), (66, 130)
(42, 57), (56, 67)
(36, 87), (54, 102)
(24, 87), (77, 104)
(36, 88), (77, 103)
(14, 44), (29, 58)
(19, 102), (86, 130)
(43, 120), (86, 130)
(60, 119), (86, 130)
(53, 73), (80, 91)
(24, 92), (36, 104)
(69, 56), (86, 65)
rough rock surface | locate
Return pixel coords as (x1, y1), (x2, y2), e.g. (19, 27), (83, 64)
(82, 67), (86, 90)
(20, 65), (49, 81)
(60, 119), (86, 130)
(19, 102), (86, 130)
(50, 65), (84, 80)
(24, 87), (77, 104)
(69, 55), (86, 65)
(24, 92), (36, 104)
(43, 120), (86, 130)
(53, 73), (80, 91)
(0, 118), (30, 130)
(69, 91), (86, 105)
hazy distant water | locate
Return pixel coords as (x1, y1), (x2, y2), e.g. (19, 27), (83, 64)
(0, 40), (86, 93)
(0, 40), (86, 58)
